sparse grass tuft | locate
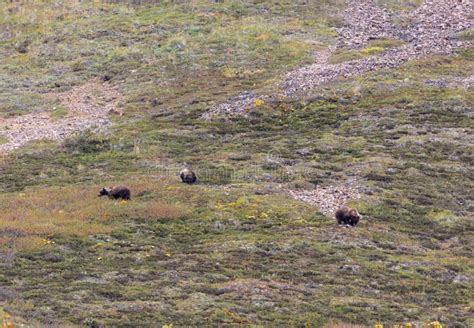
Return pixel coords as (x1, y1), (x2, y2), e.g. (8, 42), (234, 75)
(455, 28), (474, 41)
(0, 136), (9, 145)
(329, 38), (406, 64)
(50, 105), (69, 120)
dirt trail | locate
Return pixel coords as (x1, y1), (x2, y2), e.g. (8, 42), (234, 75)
(206, 0), (473, 118)
(0, 80), (121, 153)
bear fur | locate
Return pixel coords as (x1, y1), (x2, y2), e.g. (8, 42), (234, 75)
(98, 186), (131, 200)
(335, 206), (361, 226)
(180, 168), (197, 184)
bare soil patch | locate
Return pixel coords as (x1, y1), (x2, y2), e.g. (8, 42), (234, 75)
(0, 80), (122, 152)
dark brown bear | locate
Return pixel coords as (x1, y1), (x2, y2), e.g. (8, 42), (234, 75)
(180, 168), (197, 184)
(335, 206), (361, 226)
(98, 186), (131, 200)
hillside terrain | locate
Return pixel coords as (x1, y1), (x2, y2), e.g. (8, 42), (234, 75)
(0, 0), (473, 327)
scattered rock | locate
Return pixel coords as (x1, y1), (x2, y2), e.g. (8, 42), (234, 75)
(281, 159), (298, 166)
(336, 0), (398, 49)
(289, 181), (362, 217)
(202, 92), (270, 119)
(0, 79), (121, 153)
(0, 287), (17, 300)
(150, 248), (172, 260)
(425, 75), (474, 89)
(453, 274), (471, 284)
(0, 251), (15, 269)
(205, 273), (230, 283)
(295, 148), (312, 156)
(339, 264), (360, 272)
(42, 252), (64, 263)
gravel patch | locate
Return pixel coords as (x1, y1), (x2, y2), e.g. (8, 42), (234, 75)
(425, 75), (474, 89)
(336, 0), (399, 49)
(202, 91), (263, 120)
(289, 181), (362, 217)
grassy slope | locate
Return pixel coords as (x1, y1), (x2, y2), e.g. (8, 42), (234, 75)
(0, 1), (473, 327)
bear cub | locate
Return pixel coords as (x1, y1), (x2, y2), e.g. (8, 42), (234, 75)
(98, 186), (131, 200)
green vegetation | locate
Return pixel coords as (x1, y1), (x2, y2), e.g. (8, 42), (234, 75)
(456, 28), (474, 41)
(378, 0), (423, 12)
(329, 38), (406, 64)
(0, 0), (340, 119)
(0, 1), (472, 327)
(50, 105), (69, 120)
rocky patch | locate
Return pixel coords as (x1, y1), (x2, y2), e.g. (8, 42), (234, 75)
(0, 80), (121, 152)
(202, 91), (262, 120)
(425, 75), (474, 89)
(336, 0), (398, 49)
(289, 181), (362, 217)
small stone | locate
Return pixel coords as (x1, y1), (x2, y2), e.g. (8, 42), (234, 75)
(296, 148), (312, 156)
(453, 274), (470, 284)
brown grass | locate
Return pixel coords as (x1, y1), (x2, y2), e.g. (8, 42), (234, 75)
(127, 201), (187, 221)
(0, 181), (187, 251)
(0, 186), (113, 235)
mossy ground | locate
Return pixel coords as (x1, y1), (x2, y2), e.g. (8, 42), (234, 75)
(329, 38), (407, 64)
(0, 1), (473, 327)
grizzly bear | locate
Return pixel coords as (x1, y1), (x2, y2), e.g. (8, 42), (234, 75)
(335, 206), (361, 226)
(180, 168), (197, 184)
(98, 186), (131, 200)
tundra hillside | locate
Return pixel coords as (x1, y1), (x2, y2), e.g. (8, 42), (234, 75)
(0, 0), (473, 327)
